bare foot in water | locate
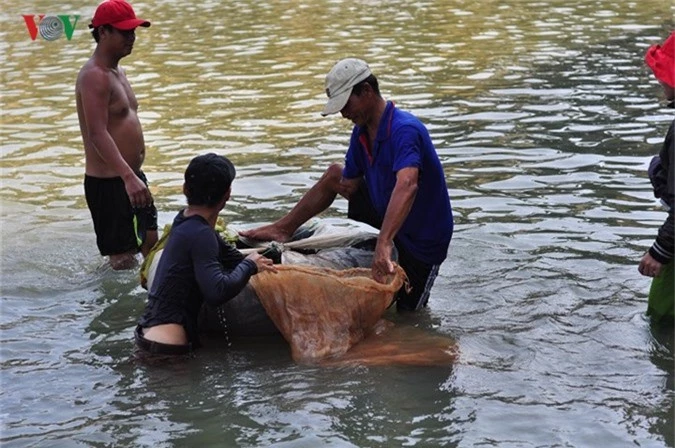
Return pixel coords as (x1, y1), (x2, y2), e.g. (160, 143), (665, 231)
(239, 224), (293, 243)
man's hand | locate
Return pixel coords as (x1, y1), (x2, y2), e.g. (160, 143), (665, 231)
(372, 239), (395, 283)
(247, 252), (278, 274)
(638, 252), (664, 277)
(371, 167), (418, 283)
(124, 174), (153, 208)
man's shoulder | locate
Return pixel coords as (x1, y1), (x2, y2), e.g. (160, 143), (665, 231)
(174, 215), (215, 239)
(391, 107), (425, 128)
(77, 57), (98, 74)
(76, 60), (110, 89)
(390, 108), (429, 140)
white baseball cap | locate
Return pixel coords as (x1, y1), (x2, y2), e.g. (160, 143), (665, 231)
(321, 58), (372, 116)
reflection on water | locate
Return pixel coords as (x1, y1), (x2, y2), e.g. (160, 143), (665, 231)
(1, 0), (673, 446)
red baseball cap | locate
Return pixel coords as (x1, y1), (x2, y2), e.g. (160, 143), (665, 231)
(645, 32), (675, 88)
(90, 0), (150, 30)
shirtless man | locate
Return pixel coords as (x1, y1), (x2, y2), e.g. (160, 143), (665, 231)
(76, 0), (156, 270)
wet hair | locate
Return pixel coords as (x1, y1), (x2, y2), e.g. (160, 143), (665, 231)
(351, 74), (380, 97)
(184, 153), (236, 207)
(91, 24), (112, 43)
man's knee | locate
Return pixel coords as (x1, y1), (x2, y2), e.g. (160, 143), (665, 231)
(316, 164), (345, 195)
(324, 164), (343, 182)
(109, 252), (138, 270)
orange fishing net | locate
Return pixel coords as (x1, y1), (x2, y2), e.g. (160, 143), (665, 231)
(250, 264), (405, 363)
(250, 264), (458, 366)
(323, 319), (458, 367)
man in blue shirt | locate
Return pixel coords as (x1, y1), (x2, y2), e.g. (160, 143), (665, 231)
(241, 58), (453, 311)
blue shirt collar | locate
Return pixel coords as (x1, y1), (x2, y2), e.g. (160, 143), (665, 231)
(357, 100), (396, 142)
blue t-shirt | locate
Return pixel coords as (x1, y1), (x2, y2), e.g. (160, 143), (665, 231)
(343, 101), (453, 264)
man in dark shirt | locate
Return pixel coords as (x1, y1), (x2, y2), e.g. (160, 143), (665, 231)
(639, 32), (674, 323)
(136, 153), (276, 355)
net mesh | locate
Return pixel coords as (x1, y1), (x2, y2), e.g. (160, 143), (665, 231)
(322, 319), (458, 367)
(250, 264), (407, 363)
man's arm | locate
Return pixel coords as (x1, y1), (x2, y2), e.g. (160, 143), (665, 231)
(192, 229), (258, 306)
(640, 208), (674, 278)
(373, 167), (418, 282)
(217, 236), (245, 265)
(639, 120), (675, 278)
(337, 175), (361, 199)
(79, 68), (151, 208)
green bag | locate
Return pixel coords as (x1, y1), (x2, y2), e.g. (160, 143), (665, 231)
(647, 261), (674, 324)
(140, 223), (172, 290)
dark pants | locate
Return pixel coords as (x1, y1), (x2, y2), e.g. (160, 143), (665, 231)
(84, 171), (158, 256)
(347, 182), (439, 311)
(134, 325), (193, 356)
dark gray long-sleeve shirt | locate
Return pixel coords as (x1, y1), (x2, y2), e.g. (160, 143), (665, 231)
(649, 119), (674, 264)
(139, 210), (257, 346)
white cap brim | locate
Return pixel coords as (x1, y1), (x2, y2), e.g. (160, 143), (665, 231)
(321, 89), (351, 116)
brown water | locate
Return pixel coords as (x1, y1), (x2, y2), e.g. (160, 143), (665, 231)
(1, 0), (673, 446)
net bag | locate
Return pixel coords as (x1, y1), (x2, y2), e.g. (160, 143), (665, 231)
(322, 319), (458, 367)
(250, 264), (407, 363)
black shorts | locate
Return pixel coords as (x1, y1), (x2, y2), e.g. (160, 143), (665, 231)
(347, 181), (440, 311)
(134, 325), (192, 356)
(84, 172), (158, 256)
